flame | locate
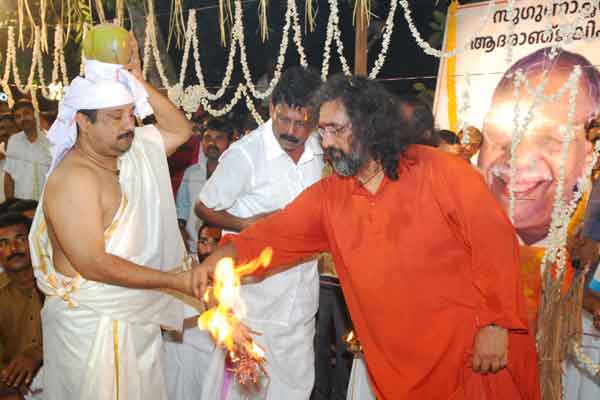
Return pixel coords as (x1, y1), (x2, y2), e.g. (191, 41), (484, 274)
(197, 248), (273, 353)
(346, 330), (354, 343)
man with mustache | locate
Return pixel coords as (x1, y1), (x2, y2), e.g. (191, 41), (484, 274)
(4, 100), (51, 201)
(191, 75), (540, 400)
(195, 66), (323, 399)
(176, 117), (234, 255)
(0, 213), (43, 400)
(27, 34), (198, 400)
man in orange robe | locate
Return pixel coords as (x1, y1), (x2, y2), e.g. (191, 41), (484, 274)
(192, 76), (540, 400)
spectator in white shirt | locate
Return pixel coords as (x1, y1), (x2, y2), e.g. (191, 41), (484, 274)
(196, 66), (323, 400)
(176, 117), (235, 254)
(4, 100), (51, 200)
(0, 114), (18, 205)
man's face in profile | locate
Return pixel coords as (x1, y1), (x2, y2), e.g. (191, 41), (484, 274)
(478, 72), (593, 245)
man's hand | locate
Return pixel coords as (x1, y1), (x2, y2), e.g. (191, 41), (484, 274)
(191, 262), (213, 299)
(471, 325), (508, 374)
(124, 32), (143, 81)
(0, 353), (41, 389)
(569, 231), (600, 270)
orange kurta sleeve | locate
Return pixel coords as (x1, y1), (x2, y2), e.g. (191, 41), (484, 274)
(223, 179), (330, 268)
(433, 156), (528, 332)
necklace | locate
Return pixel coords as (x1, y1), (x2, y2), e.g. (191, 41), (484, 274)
(75, 147), (120, 176)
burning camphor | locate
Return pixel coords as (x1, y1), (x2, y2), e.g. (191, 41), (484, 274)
(197, 248), (273, 387)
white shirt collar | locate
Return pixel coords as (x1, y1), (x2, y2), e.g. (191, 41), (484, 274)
(263, 119), (323, 163)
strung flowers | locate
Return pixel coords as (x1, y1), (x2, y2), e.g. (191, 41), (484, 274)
(399, 0), (498, 59)
(368, 0), (397, 79)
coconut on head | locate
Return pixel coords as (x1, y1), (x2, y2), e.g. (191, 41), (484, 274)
(82, 24), (131, 65)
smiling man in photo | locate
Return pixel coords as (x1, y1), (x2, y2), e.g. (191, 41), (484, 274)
(478, 48), (597, 246)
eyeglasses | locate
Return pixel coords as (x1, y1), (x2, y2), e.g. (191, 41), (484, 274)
(317, 123), (351, 139)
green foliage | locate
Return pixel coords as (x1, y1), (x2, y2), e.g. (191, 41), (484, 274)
(67, 0), (93, 43)
(412, 81), (435, 108)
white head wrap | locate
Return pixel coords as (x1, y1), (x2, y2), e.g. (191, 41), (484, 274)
(47, 59), (154, 173)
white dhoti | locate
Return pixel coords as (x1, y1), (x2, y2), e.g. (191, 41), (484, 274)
(163, 304), (216, 400)
(30, 126), (186, 400)
(346, 357), (376, 400)
(202, 318), (316, 400)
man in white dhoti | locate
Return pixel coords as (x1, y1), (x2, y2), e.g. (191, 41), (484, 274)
(28, 34), (196, 400)
(195, 66), (323, 400)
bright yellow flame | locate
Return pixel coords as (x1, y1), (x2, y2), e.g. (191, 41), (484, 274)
(198, 248), (273, 354)
(250, 342), (265, 359)
(346, 331), (354, 343)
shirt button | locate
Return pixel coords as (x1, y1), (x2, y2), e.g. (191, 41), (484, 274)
(370, 202), (375, 206)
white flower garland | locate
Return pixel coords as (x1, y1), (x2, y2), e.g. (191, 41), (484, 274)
(244, 87), (265, 125)
(289, 0), (309, 67)
(368, 0), (398, 79)
(235, 0), (288, 99)
(329, 0), (352, 77)
(190, 8), (237, 101)
(6, 26), (27, 93)
(458, 72), (471, 144)
(507, 67), (582, 222)
(200, 84), (245, 117)
(540, 69), (580, 276)
(399, 0), (498, 59)
(321, 0), (336, 80)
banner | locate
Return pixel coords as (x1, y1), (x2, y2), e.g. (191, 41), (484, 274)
(434, 0), (600, 246)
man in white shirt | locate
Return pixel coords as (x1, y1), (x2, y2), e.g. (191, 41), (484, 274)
(176, 118), (234, 254)
(4, 100), (51, 200)
(0, 113), (18, 205)
(196, 66), (323, 399)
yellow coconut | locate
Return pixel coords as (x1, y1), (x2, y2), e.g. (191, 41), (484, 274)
(82, 24), (131, 65)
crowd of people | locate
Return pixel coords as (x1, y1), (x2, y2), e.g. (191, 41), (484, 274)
(1, 36), (600, 400)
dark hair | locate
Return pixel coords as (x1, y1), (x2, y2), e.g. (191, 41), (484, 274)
(12, 100), (34, 115)
(312, 74), (414, 180)
(0, 212), (32, 232)
(396, 95), (435, 146)
(436, 129), (460, 145)
(76, 109), (98, 135)
(0, 198), (20, 215)
(0, 113), (15, 123)
(270, 66), (321, 110)
(198, 222), (222, 237)
(8, 199), (38, 214)
(203, 117), (236, 141)
(77, 109), (98, 123)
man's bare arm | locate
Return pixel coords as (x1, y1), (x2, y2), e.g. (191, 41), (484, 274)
(124, 33), (192, 156)
(194, 201), (251, 232)
(4, 174), (13, 199)
(44, 168), (190, 293)
(194, 201), (277, 233)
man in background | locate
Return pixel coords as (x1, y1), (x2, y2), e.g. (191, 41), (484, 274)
(4, 100), (51, 200)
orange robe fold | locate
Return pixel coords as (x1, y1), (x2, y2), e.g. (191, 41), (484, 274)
(225, 145), (540, 400)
